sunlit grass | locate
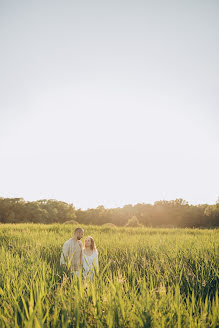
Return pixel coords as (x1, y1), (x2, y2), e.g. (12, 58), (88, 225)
(0, 224), (218, 327)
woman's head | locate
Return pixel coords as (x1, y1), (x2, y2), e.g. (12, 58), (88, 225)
(84, 236), (97, 251)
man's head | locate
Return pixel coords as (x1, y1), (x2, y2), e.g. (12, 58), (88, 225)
(74, 227), (84, 240)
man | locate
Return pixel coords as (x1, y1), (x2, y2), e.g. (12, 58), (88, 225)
(60, 227), (84, 277)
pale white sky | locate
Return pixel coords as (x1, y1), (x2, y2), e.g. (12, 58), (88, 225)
(0, 0), (218, 209)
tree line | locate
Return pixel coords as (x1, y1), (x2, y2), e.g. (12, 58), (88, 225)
(0, 197), (218, 227)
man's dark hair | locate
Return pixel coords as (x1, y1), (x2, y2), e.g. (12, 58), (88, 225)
(74, 227), (84, 234)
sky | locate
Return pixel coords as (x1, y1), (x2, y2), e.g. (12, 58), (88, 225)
(0, 0), (218, 209)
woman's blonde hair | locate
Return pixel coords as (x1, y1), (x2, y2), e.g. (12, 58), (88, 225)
(84, 236), (97, 252)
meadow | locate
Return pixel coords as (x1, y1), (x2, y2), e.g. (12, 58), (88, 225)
(0, 224), (218, 328)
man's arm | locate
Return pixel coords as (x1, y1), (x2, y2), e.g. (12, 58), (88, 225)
(60, 241), (70, 266)
(77, 240), (83, 266)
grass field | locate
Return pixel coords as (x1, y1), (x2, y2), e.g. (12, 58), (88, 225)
(0, 224), (218, 327)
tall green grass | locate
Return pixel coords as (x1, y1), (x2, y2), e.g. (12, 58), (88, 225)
(0, 224), (218, 327)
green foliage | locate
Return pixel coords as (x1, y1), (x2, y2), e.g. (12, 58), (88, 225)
(0, 224), (218, 327)
(0, 196), (219, 227)
(0, 198), (76, 224)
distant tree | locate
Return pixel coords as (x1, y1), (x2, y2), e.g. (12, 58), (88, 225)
(204, 204), (219, 227)
(0, 196), (218, 227)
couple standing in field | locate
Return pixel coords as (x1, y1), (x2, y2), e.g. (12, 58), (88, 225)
(60, 227), (99, 281)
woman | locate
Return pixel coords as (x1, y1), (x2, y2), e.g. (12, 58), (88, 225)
(82, 236), (99, 281)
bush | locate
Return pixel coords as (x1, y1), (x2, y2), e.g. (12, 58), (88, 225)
(102, 223), (117, 228)
(63, 219), (79, 225)
(125, 216), (142, 227)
